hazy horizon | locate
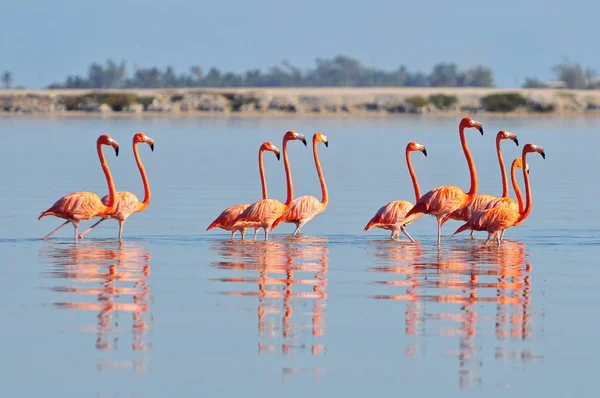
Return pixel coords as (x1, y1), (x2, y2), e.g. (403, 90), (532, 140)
(1, 0), (598, 88)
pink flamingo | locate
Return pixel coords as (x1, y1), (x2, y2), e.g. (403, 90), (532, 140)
(270, 132), (328, 235)
(38, 134), (120, 241)
(480, 157), (528, 241)
(402, 117), (483, 245)
(363, 141), (427, 242)
(442, 130), (519, 237)
(78, 133), (154, 240)
(452, 143), (545, 244)
(231, 130), (307, 240)
(206, 141), (281, 239)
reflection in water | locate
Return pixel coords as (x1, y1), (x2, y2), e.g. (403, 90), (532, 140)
(210, 237), (328, 380)
(369, 240), (541, 390)
(39, 241), (152, 374)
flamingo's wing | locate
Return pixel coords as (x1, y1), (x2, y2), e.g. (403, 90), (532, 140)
(207, 203), (250, 230)
(233, 199), (285, 228)
(364, 200), (414, 231)
(100, 192), (140, 218)
(273, 196), (323, 228)
(40, 192), (104, 221)
(406, 186), (467, 220)
(485, 197), (518, 212)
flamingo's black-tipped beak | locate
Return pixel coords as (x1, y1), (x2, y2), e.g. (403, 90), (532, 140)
(150, 143), (154, 151)
(422, 148), (427, 157)
(275, 152), (281, 161)
(324, 141), (328, 148)
(301, 137), (307, 146)
(114, 146), (119, 157)
(477, 126), (484, 135)
(540, 150), (546, 159)
(514, 138), (519, 147)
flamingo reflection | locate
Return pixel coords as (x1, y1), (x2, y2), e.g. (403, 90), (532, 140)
(210, 237), (328, 377)
(368, 240), (538, 390)
(39, 241), (152, 373)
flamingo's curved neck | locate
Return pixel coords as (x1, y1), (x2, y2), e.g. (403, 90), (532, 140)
(406, 148), (421, 202)
(511, 161), (525, 213)
(258, 147), (268, 200)
(134, 142), (151, 213)
(518, 152), (533, 223)
(282, 138), (294, 207)
(497, 136), (509, 197)
(460, 125), (477, 197)
(97, 143), (116, 212)
(313, 137), (328, 206)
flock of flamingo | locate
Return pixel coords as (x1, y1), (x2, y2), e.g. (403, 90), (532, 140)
(37, 117), (545, 246)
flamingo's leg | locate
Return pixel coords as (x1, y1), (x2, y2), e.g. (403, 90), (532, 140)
(74, 222), (79, 243)
(437, 217), (442, 246)
(400, 225), (415, 243)
(484, 233), (492, 245)
(253, 229), (258, 240)
(230, 231), (235, 240)
(264, 227), (269, 241)
(499, 230), (505, 241)
(470, 230), (475, 238)
(240, 228), (246, 240)
(78, 218), (106, 240)
(117, 220), (125, 241)
(42, 220), (69, 240)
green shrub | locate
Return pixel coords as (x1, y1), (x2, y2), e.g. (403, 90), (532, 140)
(62, 96), (83, 111)
(80, 93), (138, 111)
(480, 92), (526, 112)
(428, 94), (457, 110)
(528, 102), (555, 113)
(406, 95), (429, 108)
(138, 96), (155, 109)
(170, 94), (184, 102)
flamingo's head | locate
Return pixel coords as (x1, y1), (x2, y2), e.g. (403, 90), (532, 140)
(498, 130), (519, 146)
(133, 132), (155, 151)
(512, 158), (530, 175)
(261, 141), (281, 160)
(98, 134), (120, 156)
(314, 132), (328, 147)
(460, 117), (484, 135)
(406, 141), (427, 157)
(284, 130), (307, 146)
(523, 143), (545, 159)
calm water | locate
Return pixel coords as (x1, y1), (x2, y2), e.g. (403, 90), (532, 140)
(1, 115), (599, 396)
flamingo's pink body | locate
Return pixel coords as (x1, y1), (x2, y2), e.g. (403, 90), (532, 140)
(271, 132), (328, 235)
(364, 141), (427, 241)
(452, 144), (545, 243)
(441, 131), (519, 236)
(207, 142), (280, 239)
(38, 134), (120, 241)
(78, 133), (154, 240)
(485, 157), (528, 214)
(232, 130), (307, 240)
(403, 117), (483, 245)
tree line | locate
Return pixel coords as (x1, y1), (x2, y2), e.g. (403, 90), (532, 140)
(2, 55), (598, 89)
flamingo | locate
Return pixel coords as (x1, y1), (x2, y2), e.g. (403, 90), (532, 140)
(480, 157), (529, 241)
(270, 132), (328, 236)
(442, 130), (519, 238)
(206, 141), (281, 239)
(78, 133), (154, 241)
(402, 117), (483, 246)
(38, 134), (120, 242)
(452, 143), (545, 244)
(485, 157), (529, 213)
(363, 141), (427, 242)
(231, 130), (307, 240)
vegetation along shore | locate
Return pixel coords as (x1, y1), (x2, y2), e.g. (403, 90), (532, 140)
(1, 87), (600, 118)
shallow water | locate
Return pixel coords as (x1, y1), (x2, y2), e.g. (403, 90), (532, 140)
(1, 115), (599, 396)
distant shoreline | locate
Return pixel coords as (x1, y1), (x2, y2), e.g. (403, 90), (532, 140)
(1, 87), (600, 118)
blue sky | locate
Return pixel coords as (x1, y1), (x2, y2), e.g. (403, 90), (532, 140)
(1, 0), (597, 88)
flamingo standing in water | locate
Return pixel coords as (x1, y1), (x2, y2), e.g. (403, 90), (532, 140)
(452, 143), (545, 244)
(38, 134), (120, 242)
(231, 130), (307, 240)
(78, 133), (155, 241)
(363, 141), (427, 242)
(402, 117), (483, 246)
(271, 132), (328, 236)
(443, 130), (519, 238)
(206, 141), (281, 239)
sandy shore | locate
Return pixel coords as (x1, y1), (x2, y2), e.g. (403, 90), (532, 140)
(1, 87), (600, 118)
